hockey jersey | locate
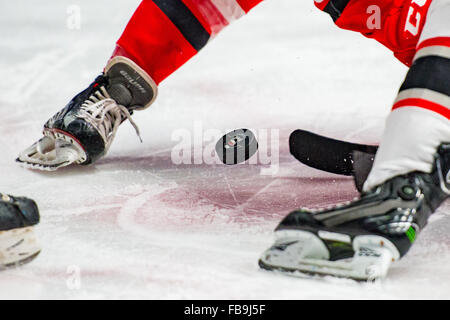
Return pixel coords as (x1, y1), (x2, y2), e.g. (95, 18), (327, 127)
(314, 0), (432, 66)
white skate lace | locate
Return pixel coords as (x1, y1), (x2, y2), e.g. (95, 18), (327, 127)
(78, 86), (142, 152)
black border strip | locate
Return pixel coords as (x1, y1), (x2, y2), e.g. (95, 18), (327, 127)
(323, 0), (352, 22)
(400, 55), (450, 97)
(153, 0), (210, 51)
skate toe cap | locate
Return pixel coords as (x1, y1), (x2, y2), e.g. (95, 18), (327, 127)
(14, 197), (40, 226)
(0, 197), (40, 230)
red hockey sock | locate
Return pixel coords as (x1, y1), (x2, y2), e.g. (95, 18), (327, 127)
(114, 0), (263, 84)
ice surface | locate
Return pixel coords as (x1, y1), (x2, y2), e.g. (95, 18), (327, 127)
(0, 0), (449, 299)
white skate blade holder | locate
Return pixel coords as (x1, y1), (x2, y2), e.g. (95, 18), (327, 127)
(260, 230), (400, 281)
(0, 227), (41, 268)
(16, 130), (87, 171)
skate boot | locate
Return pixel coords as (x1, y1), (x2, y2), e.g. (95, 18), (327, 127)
(17, 56), (158, 170)
(259, 144), (449, 281)
(0, 193), (40, 269)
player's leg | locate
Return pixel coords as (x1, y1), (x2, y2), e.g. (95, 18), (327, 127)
(17, 0), (263, 170)
(0, 193), (40, 268)
(364, 0), (450, 190)
(259, 0), (449, 280)
(114, 0), (263, 84)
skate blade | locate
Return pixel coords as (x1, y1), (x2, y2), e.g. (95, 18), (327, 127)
(17, 130), (87, 171)
(259, 230), (400, 281)
(0, 227), (41, 269)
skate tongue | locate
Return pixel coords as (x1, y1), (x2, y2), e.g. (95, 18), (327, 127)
(107, 83), (133, 107)
(352, 150), (375, 192)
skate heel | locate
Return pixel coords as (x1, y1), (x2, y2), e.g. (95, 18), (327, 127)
(0, 227), (41, 268)
(352, 235), (400, 280)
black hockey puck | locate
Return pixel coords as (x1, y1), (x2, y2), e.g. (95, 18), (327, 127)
(216, 129), (258, 165)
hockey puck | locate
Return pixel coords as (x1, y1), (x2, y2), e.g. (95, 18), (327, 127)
(216, 129), (258, 165)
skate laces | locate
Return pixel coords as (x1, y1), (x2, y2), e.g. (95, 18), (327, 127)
(78, 86), (142, 152)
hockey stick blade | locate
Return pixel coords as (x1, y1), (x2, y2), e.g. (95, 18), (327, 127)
(289, 130), (378, 191)
(289, 129), (378, 176)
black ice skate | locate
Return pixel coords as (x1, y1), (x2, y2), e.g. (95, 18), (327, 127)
(259, 144), (449, 281)
(0, 193), (40, 268)
(17, 56), (158, 171)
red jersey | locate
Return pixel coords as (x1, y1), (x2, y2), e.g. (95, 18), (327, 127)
(314, 0), (432, 66)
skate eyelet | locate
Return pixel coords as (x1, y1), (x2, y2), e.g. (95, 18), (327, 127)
(398, 185), (417, 200)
